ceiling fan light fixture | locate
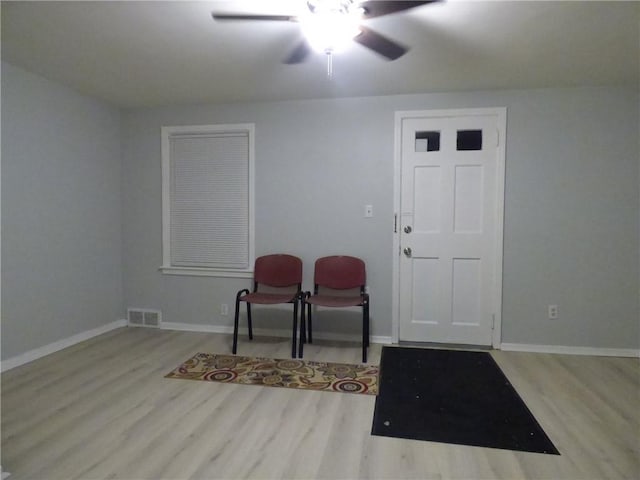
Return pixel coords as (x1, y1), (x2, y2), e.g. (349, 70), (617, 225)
(301, 2), (362, 53)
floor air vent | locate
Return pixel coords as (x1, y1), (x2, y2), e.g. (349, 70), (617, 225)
(127, 308), (162, 328)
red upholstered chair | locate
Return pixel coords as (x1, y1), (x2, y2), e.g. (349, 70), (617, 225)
(233, 254), (303, 358)
(299, 255), (370, 363)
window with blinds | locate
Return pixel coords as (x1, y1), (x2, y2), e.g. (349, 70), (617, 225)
(161, 124), (255, 277)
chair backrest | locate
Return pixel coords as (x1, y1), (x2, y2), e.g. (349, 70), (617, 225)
(314, 255), (366, 290)
(254, 254), (303, 288)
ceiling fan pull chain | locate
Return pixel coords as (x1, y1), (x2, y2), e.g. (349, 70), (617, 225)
(326, 50), (333, 78)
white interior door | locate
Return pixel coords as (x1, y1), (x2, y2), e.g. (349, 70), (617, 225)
(397, 109), (505, 345)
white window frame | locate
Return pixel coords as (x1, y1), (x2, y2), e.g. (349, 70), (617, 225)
(160, 123), (255, 278)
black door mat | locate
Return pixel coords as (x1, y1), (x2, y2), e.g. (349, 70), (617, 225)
(372, 346), (559, 455)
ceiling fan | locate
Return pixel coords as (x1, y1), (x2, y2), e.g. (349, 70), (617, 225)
(211, 1), (439, 65)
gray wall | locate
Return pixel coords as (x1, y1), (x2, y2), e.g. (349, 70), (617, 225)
(501, 89), (639, 348)
(121, 86), (639, 349)
(2, 59), (637, 360)
(1, 63), (123, 359)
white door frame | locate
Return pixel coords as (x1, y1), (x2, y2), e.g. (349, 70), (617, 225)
(392, 107), (507, 347)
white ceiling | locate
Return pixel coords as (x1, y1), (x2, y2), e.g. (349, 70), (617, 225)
(2, 1), (638, 108)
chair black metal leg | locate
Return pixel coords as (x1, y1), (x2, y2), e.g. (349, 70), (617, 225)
(232, 308), (239, 355)
(298, 299), (305, 358)
(247, 303), (253, 340)
(300, 301), (306, 343)
(307, 302), (313, 344)
(362, 302), (370, 363)
(365, 302), (370, 347)
(233, 294), (244, 355)
(291, 299), (298, 358)
(233, 289), (251, 354)
(362, 314), (367, 364)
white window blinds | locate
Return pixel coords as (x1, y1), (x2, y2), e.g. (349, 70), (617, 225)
(161, 124), (254, 277)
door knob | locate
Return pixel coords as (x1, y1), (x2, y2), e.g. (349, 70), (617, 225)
(404, 225), (412, 234)
(403, 247), (412, 257)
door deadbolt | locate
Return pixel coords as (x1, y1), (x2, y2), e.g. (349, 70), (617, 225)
(403, 247), (412, 257)
(404, 225), (412, 234)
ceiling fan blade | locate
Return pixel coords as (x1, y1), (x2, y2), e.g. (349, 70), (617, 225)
(284, 40), (312, 64)
(354, 27), (408, 60)
(358, 1), (439, 19)
(211, 13), (297, 22)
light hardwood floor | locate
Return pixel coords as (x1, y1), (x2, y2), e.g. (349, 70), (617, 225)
(2, 327), (639, 479)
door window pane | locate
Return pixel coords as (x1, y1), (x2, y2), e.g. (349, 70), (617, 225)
(415, 131), (440, 152)
(457, 130), (483, 151)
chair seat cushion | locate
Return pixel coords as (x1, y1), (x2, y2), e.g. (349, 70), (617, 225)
(239, 292), (297, 305)
(305, 294), (364, 308)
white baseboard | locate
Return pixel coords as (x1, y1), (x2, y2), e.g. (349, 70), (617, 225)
(1, 319), (127, 372)
(7, 320), (635, 373)
(500, 342), (640, 358)
(161, 321), (229, 334)
(1, 319), (389, 372)
(161, 321), (392, 345)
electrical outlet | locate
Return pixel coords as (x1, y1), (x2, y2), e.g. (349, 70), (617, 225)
(548, 305), (558, 320)
(220, 303), (229, 316)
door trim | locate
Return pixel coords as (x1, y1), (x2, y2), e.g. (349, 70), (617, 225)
(392, 107), (507, 347)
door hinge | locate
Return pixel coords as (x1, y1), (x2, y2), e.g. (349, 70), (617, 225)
(491, 314), (496, 330)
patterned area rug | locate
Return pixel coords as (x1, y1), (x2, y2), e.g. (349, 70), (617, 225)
(166, 353), (379, 395)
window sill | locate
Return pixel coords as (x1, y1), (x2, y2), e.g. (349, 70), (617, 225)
(159, 266), (253, 278)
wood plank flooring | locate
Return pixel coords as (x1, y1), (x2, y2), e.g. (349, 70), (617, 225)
(2, 327), (639, 479)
